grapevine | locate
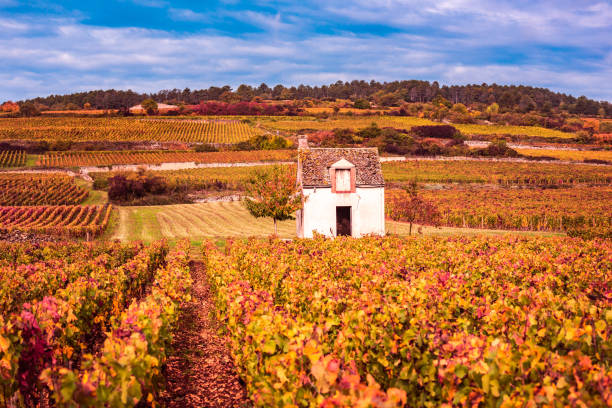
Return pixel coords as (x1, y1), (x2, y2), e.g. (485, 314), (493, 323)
(0, 174), (88, 205)
(386, 186), (612, 232)
(204, 236), (611, 407)
(0, 204), (112, 237)
(38, 149), (296, 167)
(0, 150), (26, 167)
(0, 117), (262, 143)
(0, 240), (171, 405)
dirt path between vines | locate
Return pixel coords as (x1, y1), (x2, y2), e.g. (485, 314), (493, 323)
(160, 261), (251, 408)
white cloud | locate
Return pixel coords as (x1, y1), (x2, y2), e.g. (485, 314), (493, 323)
(322, 0), (611, 49)
(168, 8), (209, 22)
(129, 0), (167, 8)
(238, 11), (292, 32)
(0, 5), (610, 102)
(0, 17), (30, 31)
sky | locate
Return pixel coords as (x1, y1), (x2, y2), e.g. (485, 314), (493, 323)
(1, 0), (611, 102)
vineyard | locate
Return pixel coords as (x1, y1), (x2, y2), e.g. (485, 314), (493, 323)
(0, 117), (262, 143)
(38, 149), (296, 167)
(515, 148), (612, 162)
(91, 165), (275, 192)
(258, 116), (575, 139)
(387, 187), (612, 233)
(0, 174), (88, 205)
(1, 110), (611, 407)
(0, 150), (26, 167)
(204, 236), (611, 407)
(91, 160), (612, 194)
(0, 239), (192, 406)
(382, 160), (612, 185)
(0, 204), (112, 237)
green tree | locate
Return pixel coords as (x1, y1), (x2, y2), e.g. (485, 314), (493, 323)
(357, 122), (382, 140)
(451, 103), (468, 114)
(576, 130), (594, 144)
(353, 98), (370, 109)
(374, 91), (401, 107)
(243, 165), (304, 235)
(141, 99), (158, 115)
(432, 94), (452, 108)
(236, 84), (255, 101)
(220, 91), (240, 103)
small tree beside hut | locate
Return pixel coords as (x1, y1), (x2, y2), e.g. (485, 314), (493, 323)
(243, 165), (303, 235)
(386, 180), (440, 235)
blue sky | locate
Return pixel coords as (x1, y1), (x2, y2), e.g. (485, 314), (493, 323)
(1, 0), (611, 102)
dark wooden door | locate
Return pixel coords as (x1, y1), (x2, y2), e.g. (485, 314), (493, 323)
(336, 206), (351, 236)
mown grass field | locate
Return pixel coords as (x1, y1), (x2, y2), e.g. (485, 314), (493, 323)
(108, 201), (562, 244)
(110, 201), (296, 242)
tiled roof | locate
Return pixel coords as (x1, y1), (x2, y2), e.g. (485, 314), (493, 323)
(299, 147), (384, 187)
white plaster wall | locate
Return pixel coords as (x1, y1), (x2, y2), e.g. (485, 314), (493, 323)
(300, 186), (385, 238)
(357, 187), (385, 236)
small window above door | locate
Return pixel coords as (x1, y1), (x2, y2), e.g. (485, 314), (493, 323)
(330, 158), (356, 193)
(335, 169), (351, 192)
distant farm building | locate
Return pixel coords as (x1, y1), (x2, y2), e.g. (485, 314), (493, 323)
(129, 103), (179, 113)
(296, 137), (385, 238)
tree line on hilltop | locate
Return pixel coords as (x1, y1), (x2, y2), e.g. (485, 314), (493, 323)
(12, 80), (611, 117)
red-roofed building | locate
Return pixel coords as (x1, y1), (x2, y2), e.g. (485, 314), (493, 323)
(296, 136), (385, 238)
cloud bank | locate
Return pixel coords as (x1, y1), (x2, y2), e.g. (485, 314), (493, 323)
(1, 0), (610, 101)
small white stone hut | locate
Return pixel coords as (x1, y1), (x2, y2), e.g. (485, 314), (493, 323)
(296, 137), (385, 238)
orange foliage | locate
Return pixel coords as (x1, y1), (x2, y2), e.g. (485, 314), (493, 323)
(595, 133), (612, 142)
(0, 101), (19, 113)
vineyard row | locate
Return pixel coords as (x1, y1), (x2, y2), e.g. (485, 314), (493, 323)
(0, 150), (26, 167)
(38, 149), (296, 167)
(0, 240), (178, 406)
(386, 187), (612, 234)
(0, 117), (261, 143)
(0, 204), (112, 237)
(0, 174), (88, 206)
(204, 236), (611, 407)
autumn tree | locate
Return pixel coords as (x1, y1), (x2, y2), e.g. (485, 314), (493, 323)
(518, 95), (536, 113)
(141, 98), (158, 115)
(243, 165), (303, 235)
(386, 180), (440, 235)
(0, 101), (20, 112)
(485, 102), (500, 115)
(19, 102), (40, 117)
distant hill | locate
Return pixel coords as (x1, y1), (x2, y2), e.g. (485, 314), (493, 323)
(16, 80), (611, 116)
